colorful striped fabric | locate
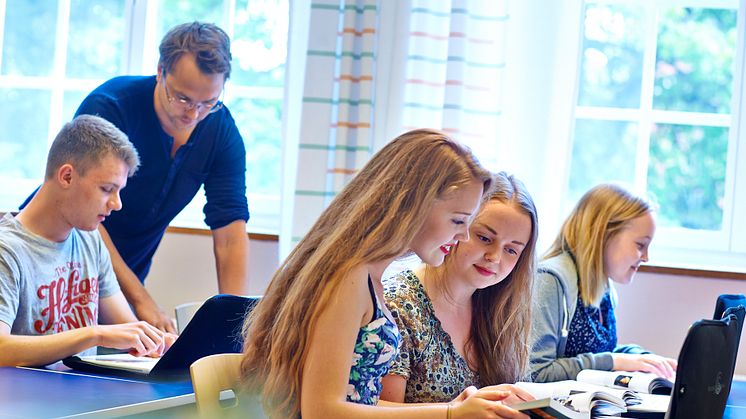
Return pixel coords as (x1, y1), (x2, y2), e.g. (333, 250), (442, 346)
(402, 0), (508, 169)
(291, 0), (379, 244)
(288, 0), (508, 247)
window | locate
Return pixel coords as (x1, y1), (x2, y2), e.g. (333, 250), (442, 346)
(565, 0), (746, 270)
(0, 0), (287, 234)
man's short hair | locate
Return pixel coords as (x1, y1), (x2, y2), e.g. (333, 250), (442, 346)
(159, 21), (232, 79)
(45, 115), (140, 179)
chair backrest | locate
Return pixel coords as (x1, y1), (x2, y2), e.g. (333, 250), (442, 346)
(190, 353), (243, 417)
(175, 301), (203, 334)
(714, 294), (746, 318)
(714, 293), (745, 341)
(665, 313), (739, 419)
(190, 353), (267, 418)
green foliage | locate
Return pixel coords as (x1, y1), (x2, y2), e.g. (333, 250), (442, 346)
(571, 4), (736, 231)
(577, 4), (645, 108)
(654, 8), (736, 113)
(647, 124), (727, 230)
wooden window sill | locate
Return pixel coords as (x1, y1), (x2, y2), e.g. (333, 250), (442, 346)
(166, 226), (278, 242)
(639, 265), (746, 281)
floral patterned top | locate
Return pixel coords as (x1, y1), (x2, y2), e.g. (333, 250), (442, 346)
(346, 276), (401, 405)
(383, 270), (479, 403)
(564, 291), (618, 357)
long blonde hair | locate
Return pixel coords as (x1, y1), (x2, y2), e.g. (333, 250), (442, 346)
(240, 129), (493, 417)
(423, 172), (538, 385)
(544, 183), (651, 306)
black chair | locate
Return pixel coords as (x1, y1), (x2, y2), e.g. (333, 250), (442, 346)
(714, 293), (745, 338)
(714, 294), (745, 378)
(665, 313), (740, 419)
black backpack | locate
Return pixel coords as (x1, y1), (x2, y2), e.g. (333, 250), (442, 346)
(665, 311), (741, 419)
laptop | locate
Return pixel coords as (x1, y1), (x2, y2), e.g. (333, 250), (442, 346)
(621, 308), (741, 418)
(63, 294), (259, 381)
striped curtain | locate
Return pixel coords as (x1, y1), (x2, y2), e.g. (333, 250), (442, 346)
(400, 0), (508, 170)
(282, 0), (508, 255)
(287, 0), (379, 250)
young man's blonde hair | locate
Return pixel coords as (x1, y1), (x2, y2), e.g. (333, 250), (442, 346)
(45, 115), (140, 179)
(424, 171), (538, 385)
(544, 183), (651, 306)
(240, 129), (493, 417)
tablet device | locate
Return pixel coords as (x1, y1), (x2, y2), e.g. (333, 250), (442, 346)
(63, 294), (259, 381)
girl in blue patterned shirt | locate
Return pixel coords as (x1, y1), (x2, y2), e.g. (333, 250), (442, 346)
(530, 184), (678, 383)
(240, 129), (528, 418)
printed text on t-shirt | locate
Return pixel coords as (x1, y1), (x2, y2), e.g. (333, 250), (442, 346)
(34, 263), (99, 333)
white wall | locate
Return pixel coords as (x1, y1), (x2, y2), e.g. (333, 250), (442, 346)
(145, 232), (278, 315)
(148, 232), (746, 375)
(615, 272), (746, 376)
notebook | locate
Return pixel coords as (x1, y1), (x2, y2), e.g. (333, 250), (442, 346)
(63, 294), (259, 381)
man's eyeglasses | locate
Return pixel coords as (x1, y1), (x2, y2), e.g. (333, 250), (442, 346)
(161, 72), (224, 114)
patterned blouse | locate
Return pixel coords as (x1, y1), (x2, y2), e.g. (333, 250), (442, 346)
(346, 276), (401, 405)
(564, 291), (618, 357)
(383, 270), (479, 403)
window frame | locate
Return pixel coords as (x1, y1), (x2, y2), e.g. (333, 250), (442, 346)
(0, 0), (286, 235)
(565, 0), (746, 271)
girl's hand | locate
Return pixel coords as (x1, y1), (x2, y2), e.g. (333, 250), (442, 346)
(612, 353), (678, 380)
(450, 387), (529, 419)
(477, 384), (535, 405)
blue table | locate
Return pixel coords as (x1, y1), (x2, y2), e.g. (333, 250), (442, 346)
(0, 366), (194, 418)
(727, 380), (746, 419)
(0, 367), (742, 418)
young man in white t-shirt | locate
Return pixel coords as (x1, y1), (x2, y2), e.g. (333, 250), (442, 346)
(0, 115), (175, 367)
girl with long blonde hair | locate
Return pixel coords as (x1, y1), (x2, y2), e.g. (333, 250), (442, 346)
(379, 172), (538, 404)
(530, 183), (677, 382)
(241, 130), (529, 418)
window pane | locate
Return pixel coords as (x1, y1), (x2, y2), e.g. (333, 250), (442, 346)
(654, 8), (737, 113)
(0, 88), (50, 208)
(67, 0), (126, 79)
(230, 0), (288, 87)
(155, 0), (287, 233)
(647, 124), (727, 230)
(577, 4), (645, 108)
(1, 1), (57, 77)
(568, 119), (638, 205)
(157, 0), (225, 37)
(63, 90), (89, 122)
(229, 97), (282, 195)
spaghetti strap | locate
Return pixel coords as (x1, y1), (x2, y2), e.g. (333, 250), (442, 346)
(347, 275), (401, 405)
(367, 275), (377, 323)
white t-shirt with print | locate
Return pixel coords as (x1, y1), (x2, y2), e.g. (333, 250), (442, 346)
(0, 213), (120, 357)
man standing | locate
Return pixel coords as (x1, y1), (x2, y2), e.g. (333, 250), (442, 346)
(74, 22), (250, 332)
(0, 115), (172, 366)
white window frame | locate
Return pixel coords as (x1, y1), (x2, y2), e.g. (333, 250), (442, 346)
(0, 0), (286, 235)
(564, 0), (746, 272)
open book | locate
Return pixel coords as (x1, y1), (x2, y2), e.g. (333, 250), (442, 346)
(509, 397), (587, 419)
(511, 393), (626, 418)
(516, 380), (670, 416)
(577, 370), (673, 395)
(515, 381), (629, 417)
